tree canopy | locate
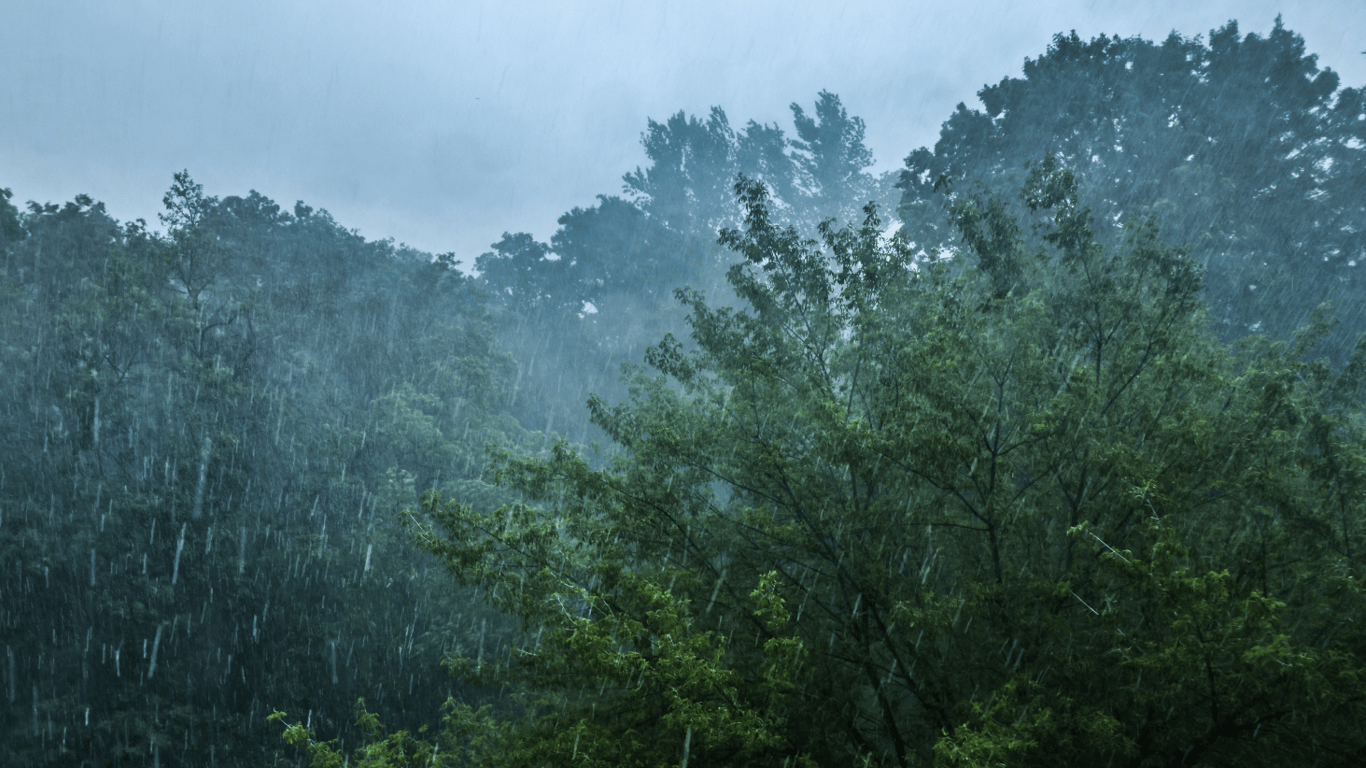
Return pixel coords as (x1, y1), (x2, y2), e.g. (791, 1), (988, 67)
(0, 174), (533, 766)
(473, 92), (894, 446)
(897, 18), (1366, 361)
(279, 160), (1366, 766)
(5, 16), (1364, 768)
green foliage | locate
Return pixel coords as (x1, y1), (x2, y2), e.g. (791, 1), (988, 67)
(398, 163), (1365, 767)
(7, 32), (1363, 765)
(0, 174), (532, 766)
(271, 701), (476, 768)
(476, 92), (893, 447)
(623, 91), (890, 239)
(897, 18), (1366, 362)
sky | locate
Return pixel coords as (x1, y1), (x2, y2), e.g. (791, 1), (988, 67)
(3, 1), (1363, 265)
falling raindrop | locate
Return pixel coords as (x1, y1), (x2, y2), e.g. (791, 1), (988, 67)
(476, 618), (486, 670)
(171, 524), (186, 585)
(148, 627), (163, 678)
(706, 567), (726, 614)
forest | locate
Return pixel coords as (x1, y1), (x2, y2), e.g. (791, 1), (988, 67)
(2, 18), (1365, 767)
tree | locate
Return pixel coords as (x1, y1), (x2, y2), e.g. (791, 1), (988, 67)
(897, 18), (1366, 361)
(790, 90), (877, 226)
(0, 176), (531, 767)
(281, 163), (1365, 766)
(624, 106), (742, 237)
(623, 92), (887, 241)
(161, 169), (228, 314)
(476, 232), (566, 317)
(478, 94), (889, 448)
(0, 187), (23, 256)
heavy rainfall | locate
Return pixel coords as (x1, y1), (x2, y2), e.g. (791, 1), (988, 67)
(2, 3), (1366, 766)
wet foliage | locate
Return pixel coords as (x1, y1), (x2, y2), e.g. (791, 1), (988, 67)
(3, 18), (1364, 768)
(0, 177), (533, 766)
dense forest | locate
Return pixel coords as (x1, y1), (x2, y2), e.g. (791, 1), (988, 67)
(2, 18), (1364, 767)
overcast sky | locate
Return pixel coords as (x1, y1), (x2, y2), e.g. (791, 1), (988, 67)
(3, 1), (1363, 264)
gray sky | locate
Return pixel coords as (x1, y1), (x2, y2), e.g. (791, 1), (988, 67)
(3, 1), (1362, 264)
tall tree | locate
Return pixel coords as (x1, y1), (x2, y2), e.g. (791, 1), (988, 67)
(790, 89), (877, 226)
(480, 94), (886, 447)
(896, 18), (1365, 360)
(622, 92), (885, 241)
(624, 106), (741, 236)
(281, 165), (1366, 766)
(0, 176), (529, 767)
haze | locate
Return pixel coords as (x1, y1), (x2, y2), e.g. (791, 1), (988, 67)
(4, 0), (1362, 261)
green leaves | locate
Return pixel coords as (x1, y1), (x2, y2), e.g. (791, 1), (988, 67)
(0, 174), (536, 767)
(401, 161), (1366, 766)
(898, 20), (1366, 362)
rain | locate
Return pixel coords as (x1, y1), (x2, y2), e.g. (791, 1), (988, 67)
(1, 1), (1365, 766)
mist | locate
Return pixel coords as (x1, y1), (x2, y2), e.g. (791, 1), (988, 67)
(3, 4), (1366, 766)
